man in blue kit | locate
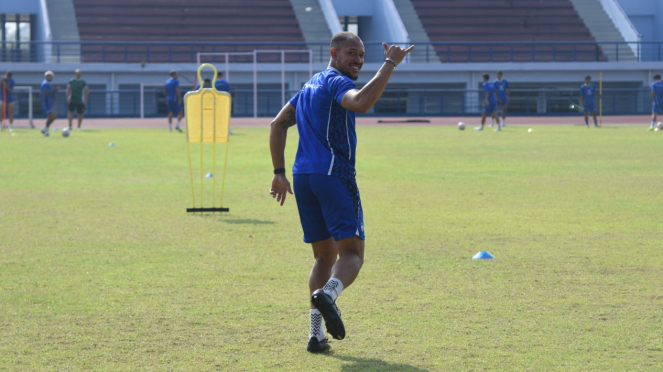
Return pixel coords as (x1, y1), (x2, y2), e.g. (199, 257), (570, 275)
(1, 70), (16, 131)
(214, 71), (230, 92)
(164, 70), (183, 132)
(475, 73), (501, 132)
(494, 71), (510, 127)
(649, 74), (663, 131)
(40, 71), (61, 138)
(269, 32), (413, 353)
(580, 75), (598, 128)
(195, 72), (229, 92)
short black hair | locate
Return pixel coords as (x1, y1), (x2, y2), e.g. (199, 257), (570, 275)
(5, 71), (12, 78)
(585, 75), (591, 80)
(497, 71), (503, 75)
(170, 70), (177, 76)
(654, 74), (661, 80)
(217, 71), (223, 77)
(483, 73), (490, 81)
(330, 32), (362, 50)
(204, 78), (211, 82)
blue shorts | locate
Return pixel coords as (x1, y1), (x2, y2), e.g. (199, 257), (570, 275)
(293, 174), (365, 244)
(497, 96), (508, 107)
(653, 102), (662, 114)
(42, 103), (53, 115)
(584, 102), (596, 112)
(0, 95), (14, 104)
(167, 100), (182, 113)
(483, 102), (497, 115)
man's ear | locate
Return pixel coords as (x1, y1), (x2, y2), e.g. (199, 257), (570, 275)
(330, 47), (337, 59)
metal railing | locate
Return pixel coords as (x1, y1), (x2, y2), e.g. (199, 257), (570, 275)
(5, 88), (655, 120)
(2, 41), (663, 63)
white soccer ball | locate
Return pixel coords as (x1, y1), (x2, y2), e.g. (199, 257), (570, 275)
(657, 122), (663, 130)
(62, 127), (70, 137)
(458, 122), (466, 130)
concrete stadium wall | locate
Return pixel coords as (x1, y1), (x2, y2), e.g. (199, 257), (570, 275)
(617, 0), (663, 60)
(0, 0), (41, 14)
(331, 0), (408, 62)
(0, 0), (50, 42)
(0, 0), (52, 61)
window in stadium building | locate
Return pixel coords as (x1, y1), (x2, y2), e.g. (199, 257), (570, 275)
(339, 16), (359, 36)
(4, 17), (16, 42)
(1, 14), (35, 61)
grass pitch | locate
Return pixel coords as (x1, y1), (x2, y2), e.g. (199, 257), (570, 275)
(1, 124), (662, 371)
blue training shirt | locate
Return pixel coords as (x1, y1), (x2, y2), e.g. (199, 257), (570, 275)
(41, 80), (54, 106)
(195, 79), (230, 92)
(0, 78), (15, 101)
(165, 78), (179, 102)
(483, 82), (497, 104)
(580, 83), (596, 105)
(651, 81), (663, 105)
(215, 79), (230, 92)
(289, 67), (357, 181)
(493, 79), (509, 99)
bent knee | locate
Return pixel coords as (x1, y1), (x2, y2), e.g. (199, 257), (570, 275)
(315, 254), (337, 268)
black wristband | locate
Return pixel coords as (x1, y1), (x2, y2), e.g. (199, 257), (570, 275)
(273, 168), (286, 175)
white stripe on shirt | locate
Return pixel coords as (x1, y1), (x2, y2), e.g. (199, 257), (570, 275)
(326, 101), (335, 175)
(345, 110), (351, 160)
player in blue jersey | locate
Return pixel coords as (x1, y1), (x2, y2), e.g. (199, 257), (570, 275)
(1, 70), (16, 131)
(215, 71), (230, 92)
(494, 71), (510, 127)
(649, 74), (663, 131)
(40, 71), (61, 137)
(269, 32), (414, 353)
(475, 74), (501, 131)
(580, 75), (598, 128)
(164, 70), (183, 132)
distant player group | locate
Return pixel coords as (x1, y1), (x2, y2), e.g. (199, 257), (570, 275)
(471, 72), (663, 130)
(0, 69), (230, 135)
(41, 70), (89, 137)
(475, 71), (510, 131)
(1, 68), (661, 135)
(0, 69), (89, 136)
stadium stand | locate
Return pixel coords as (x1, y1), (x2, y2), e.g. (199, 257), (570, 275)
(72, 0), (306, 62)
(46, 0), (81, 63)
(410, 0), (607, 62)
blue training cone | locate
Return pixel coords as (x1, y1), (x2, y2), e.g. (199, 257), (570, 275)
(109, 142), (115, 147)
(472, 251), (495, 260)
(205, 173), (213, 178)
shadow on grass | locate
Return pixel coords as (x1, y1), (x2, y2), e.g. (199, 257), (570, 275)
(327, 355), (429, 372)
(221, 219), (274, 225)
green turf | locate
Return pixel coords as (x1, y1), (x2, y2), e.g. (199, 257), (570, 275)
(1, 125), (662, 371)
